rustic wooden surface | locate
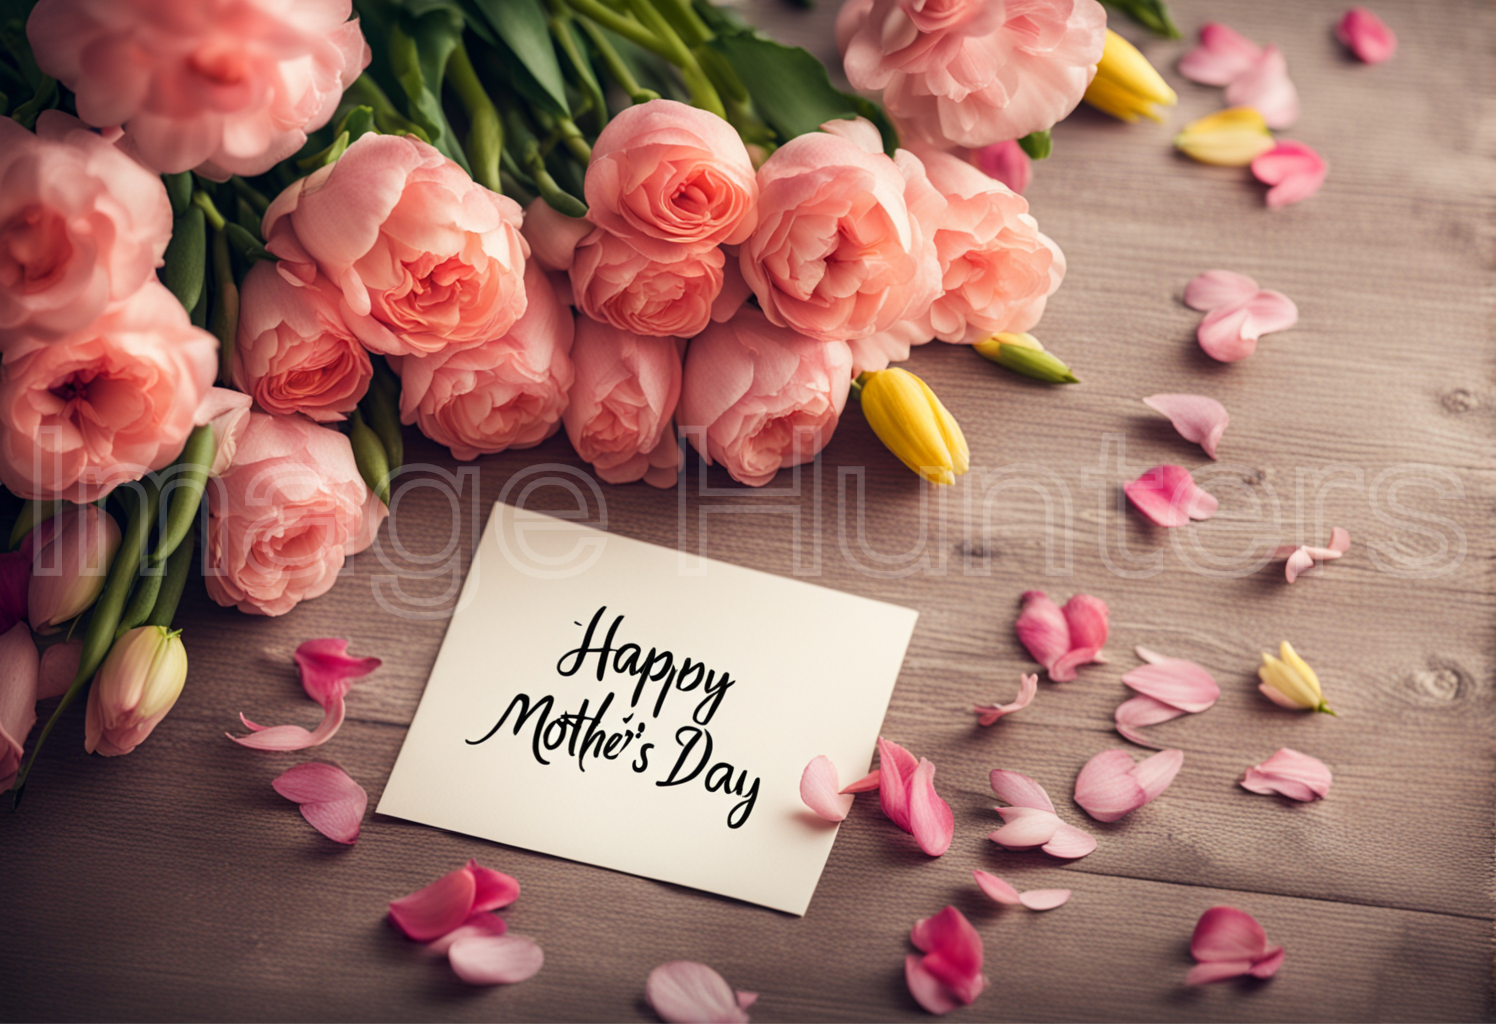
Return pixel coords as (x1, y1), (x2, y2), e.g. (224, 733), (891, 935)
(2, 0), (1492, 1020)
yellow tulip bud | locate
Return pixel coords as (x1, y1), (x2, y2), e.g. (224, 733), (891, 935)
(1173, 108), (1275, 166)
(972, 332), (1079, 384)
(1084, 29), (1179, 123)
(858, 369), (970, 486)
(1257, 641), (1334, 714)
(85, 626), (189, 756)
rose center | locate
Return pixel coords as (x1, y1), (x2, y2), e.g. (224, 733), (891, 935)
(0, 204), (72, 293)
(189, 44), (250, 85)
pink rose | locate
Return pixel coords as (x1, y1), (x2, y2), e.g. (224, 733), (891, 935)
(572, 230), (723, 339)
(27, 0), (369, 177)
(740, 118), (943, 344)
(583, 99), (758, 260)
(678, 307), (853, 487)
(563, 316), (682, 488)
(838, 0), (1106, 148)
(234, 261), (372, 422)
(204, 412), (385, 617)
(264, 133), (529, 358)
(0, 280), (216, 502)
(0, 112), (171, 348)
(397, 263), (574, 460)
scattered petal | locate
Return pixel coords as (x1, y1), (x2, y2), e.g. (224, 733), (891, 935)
(800, 755), (854, 821)
(1250, 946), (1287, 978)
(1014, 590), (1070, 676)
(1075, 748), (1184, 822)
(989, 768), (1055, 812)
(989, 772), (1097, 860)
(646, 961), (752, 1024)
(907, 907), (986, 1014)
(1015, 591), (1108, 682)
(449, 934), (544, 986)
(1055, 594), (1110, 681)
(1186, 959), (1259, 985)
(425, 912), (508, 955)
(972, 674), (1038, 726)
(228, 639), (378, 751)
(468, 860), (522, 912)
(1191, 905), (1271, 963)
(1284, 547), (1316, 584)
(1183, 270), (1261, 312)
(1173, 108), (1276, 166)
(1125, 465), (1218, 527)
(1122, 657), (1220, 713)
(1329, 527), (1351, 554)
(1185, 271), (1299, 362)
(271, 762), (367, 844)
(388, 861), (520, 942)
(1178, 23), (1263, 86)
(1017, 889), (1071, 911)
(1337, 8), (1397, 64)
(1252, 141), (1328, 208)
(988, 806), (1061, 849)
(1041, 823), (1099, 859)
(1114, 694), (1186, 747)
(972, 870), (1021, 905)
(907, 758), (955, 856)
(905, 955), (963, 1016)
(841, 769), (881, 794)
(876, 736), (919, 832)
(1143, 395), (1230, 459)
(1225, 44), (1298, 128)
(1240, 748), (1332, 801)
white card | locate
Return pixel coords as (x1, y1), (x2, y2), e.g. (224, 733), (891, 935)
(378, 502), (918, 915)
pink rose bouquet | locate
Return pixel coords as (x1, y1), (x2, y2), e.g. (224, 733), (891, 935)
(571, 231), (724, 339)
(563, 317), (682, 488)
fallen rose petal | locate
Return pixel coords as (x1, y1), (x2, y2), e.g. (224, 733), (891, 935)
(1225, 44), (1298, 128)
(1252, 141), (1328, 208)
(1329, 526), (1351, 554)
(1075, 748), (1183, 822)
(1240, 747), (1332, 801)
(1122, 655), (1220, 712)
(989, 768), (1056, 812)
(1143, 395), (1230, 459)
(1337, 8), (1397, 64)
(841, 769), (881, 794)
(1192, 905), (1270, 963)
(271, 762), (367, 844)
(1015, 590), (1070, 676)
(1018, 889), (1071, 911)
(1284, 547), (1316, 583)
(907, 758), (955, 856)
(737, 992), (758, 1011)
(972, 674), (1037, 726)
(293, 638), (381, 707)
(905, 955), (963, 1016)
(1114, 694), (1186, 747)
(1125, 465), (1218, 527)
(389, 867), (478, 942)
(468, 860), (521, 912)
(1053, 594), (1110, 682)
(425, 912), (508, 955)
(1250, 946), (1286, 978)
(877, 737), (919, 831)
(1186, 959), (1259, 985)
(1132, 748), (1185, 800)
(1184, 270), (1261, 312)
(1041, 823), (1098, 859)
(800, 755), (854, 821)
(972, 870), (1021, 905)
(1178, 23), (1263, 86)
(228, 705), (344, 751)
(988, 806), (1062, 848)
(909, 906), (985, 1009)
(1197, 290), (1299, 361)
(449, 933), (544, 986)
(646, 961), (752, 1024)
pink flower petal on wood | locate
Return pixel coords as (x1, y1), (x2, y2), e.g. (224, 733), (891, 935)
(972, 673), (1037, 726)
(800, 755), (854, 821)
(972, 870), (1021, 905)
(1186, 959), (1258, 985)
(449, 933), (544, 986)
(1184, 270), (1260, 312)
(877, 737), (918, 831)
(1015, 590), (1069, 676)
(1226, 45), (1299, 128)
(1057, 594), (1110, 672)
(905, 955), (963, 1016)
(1252, 141), (1328, 207)
(1197, 305), (1260, 362)
(1114, 695), (1186, 747)
(1178, 23), (1263, 86)
(294, 638), (381, 707)
(989, 768), (1055, 812)
(1041, 823), (1098, 859)
(1329, 527), (1351, 554)
(1075, 748), (1183, 822)
(907, 758), (955, 856)
(1192, 906), (1270, 963)
(1018, 889), (1071, 911)
(646, 961), (752, 1024)
(1250, 946), (1286, 978)
(271, 762), (367, 844)
(1337, 8), (1397, 64)
(468, 860), (521, 912)
(909, 907), (985, 1007)
(425, 912), (508, 955)
(389, 866), (478, 942)
(1122, 658), (1220, 712)
(1241, 289), (1300, 337)
(988, 806), (1062, 848)
(737, 992), (758, 1011)
(1284, 547), (1316, 583)
(1131, 748), (1185, 801)
(1240, 747), (1332, 800)
(1125, 465), (1218, 527)
(1143, 395), (1230, 459)
(840, 769), (881, 794)
(227, 698), (346, 751)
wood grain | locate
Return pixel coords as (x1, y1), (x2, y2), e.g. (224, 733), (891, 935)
(1, 0), (1492, 1020)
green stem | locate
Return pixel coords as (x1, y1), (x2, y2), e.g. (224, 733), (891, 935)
(210, 228), (238, 387)
(191, 190), (226, 232)
(652, 0), (710, 46)
(230, 176), (270, 214)
(622, 0), (722, 116)
(563, 0), (672, 61)
(548, 5), (610, 129)
(8, 499), (60, 550)
(578, 19), (658, 104)
(145, 525), (195, 629)
(446, 43), (503, 192)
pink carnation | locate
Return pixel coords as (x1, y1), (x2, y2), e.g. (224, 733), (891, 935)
(27, 0), (369, 178)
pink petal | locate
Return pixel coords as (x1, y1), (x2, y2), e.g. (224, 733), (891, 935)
(905, 954), (963, 1016)
(1186, 959), (1257, 985)
(1040, 823), (1098, 859)
(1284, 547), (1316, 584)
(989, 768), (1055, 812)
(1197, 305), (1261, 362)
(38, 640), (81, 700)
(1329, 527), (1351, 554)
(1191, 905), (1270, 963)
(646, 961), (752, 1024)
(1114, 695), (1186, 747)
(1121, 658), (1220, 712)
(1049, 645), (1101, 683)
(467, 860), (521, 912)
(1241, 290), (1300, 337)
(0, 550), (28, 634)
(736, 992), (758, 1011)
(841, 769), (881, 794)
(972, 870), (1021, 905)
(1240, 747), (1332, 801)
(1061, 594), (1109, 660)
(877, 737), (919, 831)
(448, 933), (544, 986)
(1178, 23), (1263, 86)
(800, 755), (854, 821)
(1131, 748), (1185, 801)
(907, 758), (955, 856)
(1250, 946), (1286, 978)
(227, 695), (346, 750)
(1184, 270), (1261, 312)
(1073, 749), (1148, 823)
(988, 806), (1061, 848)
(1337, 8), (1396, 63)
(1124, 465), (1218, 528)
(1017, 889), (1071, 911)
(388, 866), (479, 942)
(294, 638), (381, 708)
(1226, 45), (1299, 128)
(1252, 141), (1328, 207)
(972, 139), (1030, 194)
(1142, 395), (1230, 459)
(425, 912), (508, 955)
(971, 673), (1038, 726)
(1015, 590), (1070, 675)
(271, 762), (367, 844)
(910, 907), (984, 1001)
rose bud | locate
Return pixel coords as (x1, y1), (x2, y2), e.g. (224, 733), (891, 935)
(84, 625), (188, 756)
(1258, 641), (1335, 714)
(562, 317), (682, 488)
(857, 367), (970, 486)
(28, 503), (121, 633)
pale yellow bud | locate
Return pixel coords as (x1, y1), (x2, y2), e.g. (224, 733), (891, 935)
(1084, 29), (1179, 123)
(1174, 108), (1275, 166)
(858, 369), (970, 486)
(1257, 641), (1334, 714)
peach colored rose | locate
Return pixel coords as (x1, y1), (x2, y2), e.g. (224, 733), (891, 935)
(0, 112), (171, 348)
(0, 280), (217, 502)
(740, 118), (943, 344)
(397, 263), (573, 460)
(27, 0), (369, 178)
(572, 230), (723, 339)
(204, 412), (385, 617)
(563, 316), (682, 488)
(838, 0), (1106, 148)
(583, 99), (758, 260)
(234, 261), (372, 423)
(678, 307), (853, 487)
(264, 133), (529, 358)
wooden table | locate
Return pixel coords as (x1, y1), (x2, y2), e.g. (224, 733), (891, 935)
(2, 0), (1490, 1020)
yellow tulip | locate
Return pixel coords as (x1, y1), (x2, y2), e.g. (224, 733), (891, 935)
(858, 368), (970, 486)
(1173, 108), (1275, 166)
(85, 626), (189, 755)
(1257, 641), (1335, 714)
(1084, 29), (1178, 123)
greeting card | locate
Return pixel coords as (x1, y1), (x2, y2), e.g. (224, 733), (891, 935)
(378, 502), (918, 914)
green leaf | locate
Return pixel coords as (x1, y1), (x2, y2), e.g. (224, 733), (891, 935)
(162, 206), (206, 313)
(1018, 129), (1052, 160)
(1100, 0), (1181, 39)
(465, 0), (570, 118)
(389, 9), (471, 173)
(225, 222), (276, 263)
(707, 30), (898, 155)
